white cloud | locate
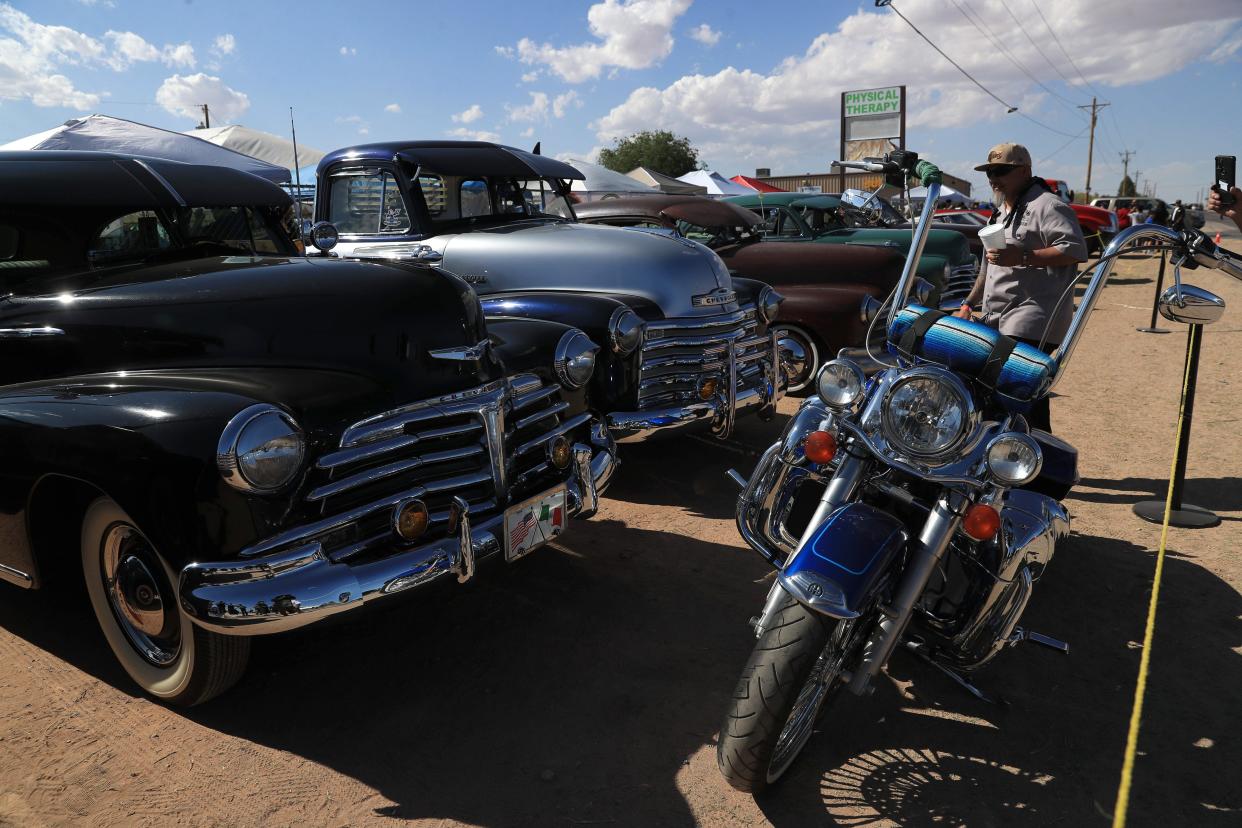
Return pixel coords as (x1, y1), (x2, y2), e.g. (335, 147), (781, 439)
(506, 92), (548, 122)
(336, 113), (371, 135)
(594, 0), (1242, 177)
(452, 103), (484, 123)
(508, 0), (692, 83)
(494, 45), (514, 58)
(0, 3), (105, 107)
(688, 23), (720, 46)
(552, 90), (581, 118)
(520, 70), (539, 82)
(213, 34), (235, 56)
(339, 46), (356, 56)
(385, 102), (401, 113)
(521, 126), (535, 138)
(448, 126), (502, 142)
(103, 31), (195, 69)
(156, 73), (249, 122)
(161, 42), (194, 68)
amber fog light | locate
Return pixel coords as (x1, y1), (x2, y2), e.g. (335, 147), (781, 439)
(698, 377), (719, 400)
(394, 499), (430, 541)
(548, 435), (573, 470)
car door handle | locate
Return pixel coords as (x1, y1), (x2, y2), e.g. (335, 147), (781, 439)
(0, 327), (65, 338)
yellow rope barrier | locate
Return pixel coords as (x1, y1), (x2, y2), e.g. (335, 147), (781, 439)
(1110, 323), (1199, 828)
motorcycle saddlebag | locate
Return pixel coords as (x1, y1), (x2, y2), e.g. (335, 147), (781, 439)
(887, 305), (1056, 413)
(777, 502), (908, 619)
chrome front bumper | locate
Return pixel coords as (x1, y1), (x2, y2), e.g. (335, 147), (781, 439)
(607, 331), (782, 443)
(179, 440), (616, 636)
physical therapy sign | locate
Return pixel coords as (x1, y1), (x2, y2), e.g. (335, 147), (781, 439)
(840, 85), (905, 163)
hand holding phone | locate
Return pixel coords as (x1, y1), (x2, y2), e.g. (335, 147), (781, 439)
(1213, 155), (1236, 208)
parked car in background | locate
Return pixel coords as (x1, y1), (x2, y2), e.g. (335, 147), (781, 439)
(724, 192), (977, 293)
(0, 151), (616, 705)
(575, 195), (907, 392)
(933, 209), (987, 227)
(313, 142), (783, 442)
(1041, 179), (1119, 253)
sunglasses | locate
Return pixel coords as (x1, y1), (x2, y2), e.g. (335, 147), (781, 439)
(986, 164), (1020, 178)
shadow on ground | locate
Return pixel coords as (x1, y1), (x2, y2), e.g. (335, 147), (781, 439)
(2, 478), (1239, 826)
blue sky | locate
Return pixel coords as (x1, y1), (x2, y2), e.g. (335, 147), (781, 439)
(2, 0), (1240, 201)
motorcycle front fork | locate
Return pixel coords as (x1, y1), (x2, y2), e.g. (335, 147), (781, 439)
(753, 450), (968, 696)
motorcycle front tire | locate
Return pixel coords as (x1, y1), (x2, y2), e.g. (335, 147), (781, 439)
(717, 590), (837, 793)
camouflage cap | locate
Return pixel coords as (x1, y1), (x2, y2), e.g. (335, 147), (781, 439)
(974, 143), (1033, 171)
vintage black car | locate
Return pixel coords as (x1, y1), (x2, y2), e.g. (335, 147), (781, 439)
(0, 152), (616, 705)
(311, 141), (784, 442)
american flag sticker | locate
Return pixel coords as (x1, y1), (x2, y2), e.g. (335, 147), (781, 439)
(504, 487), (567, 562)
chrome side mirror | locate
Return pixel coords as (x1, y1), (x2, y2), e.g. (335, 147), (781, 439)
(1158, 284), (1225, 325)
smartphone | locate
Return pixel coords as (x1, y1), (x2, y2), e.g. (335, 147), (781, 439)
(1215, 155), (1236, 207)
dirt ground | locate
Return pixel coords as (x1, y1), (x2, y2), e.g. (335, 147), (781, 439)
(2, 217), (1240, 828)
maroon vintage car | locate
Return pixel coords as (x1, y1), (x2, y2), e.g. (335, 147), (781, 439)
(575, 195), (907, 390)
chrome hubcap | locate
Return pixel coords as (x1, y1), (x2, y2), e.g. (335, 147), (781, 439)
(775, 328), (814, 392)
(102, 524), (181, 667)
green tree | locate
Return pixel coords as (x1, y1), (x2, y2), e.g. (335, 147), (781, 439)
(1118, 175), (1137, 197)
(598, 130), (702, 177)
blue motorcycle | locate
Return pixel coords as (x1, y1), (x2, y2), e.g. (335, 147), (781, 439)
(716, 154), (1241, 792)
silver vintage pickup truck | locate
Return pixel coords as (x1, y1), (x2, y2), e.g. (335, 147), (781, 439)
(310, 141), (784, 443)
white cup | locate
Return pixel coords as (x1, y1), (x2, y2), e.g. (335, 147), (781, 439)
(978, 223), (1007, 251)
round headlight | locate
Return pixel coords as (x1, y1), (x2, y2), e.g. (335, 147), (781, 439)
(217, 405), (305, 493)
(608, 307), (643, 355)
(554, 329), (599, 389)
(758, 286), (784, 324)
(985, 433), (1043, 486)
(816, 359), (865, 409)
(880, 369), (973, 459)
(310, 221), (339, 252)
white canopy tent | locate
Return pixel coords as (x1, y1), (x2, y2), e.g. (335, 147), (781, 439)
(186, 124), (324, 172)
(906, 183), (974, 206)
(566, 158), (657, 201)
(676, 169), (755, 197)
(0, 114), (292, 183)
(627, 166), (706, 195)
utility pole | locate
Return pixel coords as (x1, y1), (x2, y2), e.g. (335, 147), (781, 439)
(1119, 148), (1135, 190)
(1077, 96), (1109, 198)
(201, 104), (210, 129)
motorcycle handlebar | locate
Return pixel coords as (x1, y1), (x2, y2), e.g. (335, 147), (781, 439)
(833, 159), (892, 174)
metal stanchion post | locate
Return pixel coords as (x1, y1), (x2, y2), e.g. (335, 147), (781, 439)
(1133, 323), (1219, 527)
(1137, 250), (1171, 334)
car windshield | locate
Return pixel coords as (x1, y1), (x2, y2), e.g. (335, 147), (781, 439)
(674, 219), (757, 248)
(412, 170), (577, 230)
(0, 204), (297, 291)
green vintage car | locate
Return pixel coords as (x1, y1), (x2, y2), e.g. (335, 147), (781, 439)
(724, 192), (977, 302)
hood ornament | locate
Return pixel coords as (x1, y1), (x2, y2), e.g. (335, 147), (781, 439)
(429, 341), (491, 363)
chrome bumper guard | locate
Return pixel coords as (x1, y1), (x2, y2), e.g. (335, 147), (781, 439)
(179, 439), (617, 636)
(607, 331), (782, 443)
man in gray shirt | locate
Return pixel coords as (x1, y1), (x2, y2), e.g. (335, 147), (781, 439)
(956, 143), (1087, 430)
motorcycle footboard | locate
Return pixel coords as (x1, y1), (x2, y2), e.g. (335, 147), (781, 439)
(777, 502), (908, 619)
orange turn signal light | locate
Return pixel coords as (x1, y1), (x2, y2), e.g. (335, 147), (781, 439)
(804, 430), (837, 464)
(963, 503), (1001, 541)
(394, 499), (430, 541)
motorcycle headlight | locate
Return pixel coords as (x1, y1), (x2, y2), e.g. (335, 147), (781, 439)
(816, 359), (865, 409)
(985, 433), (1043, 486)
(608, 307), (643, 355)
(757, 286), (784, 324)
(217, 405), (306, 493)
(880, 368), (974, 460)
(554, 329), (599, 389)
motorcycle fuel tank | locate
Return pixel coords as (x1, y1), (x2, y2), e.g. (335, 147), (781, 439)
(778, 502), (908, 619)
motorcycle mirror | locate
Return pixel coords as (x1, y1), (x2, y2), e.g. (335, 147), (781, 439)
(1158, 283), (1226, 325)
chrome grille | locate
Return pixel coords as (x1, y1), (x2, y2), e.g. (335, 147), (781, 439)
(638, 306), (770, 410)
(289, 374), (583, 564)
(942, 256), (979, 306)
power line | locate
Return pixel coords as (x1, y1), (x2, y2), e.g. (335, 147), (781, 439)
(998, 0), (1080, 90)
(1036, 124), (1090, 165)
(1015, 110), (1086, 138)
(880, 1), (1018, 112)
(951, 0), (1085, 118)
(1029, 0), (1105, 100)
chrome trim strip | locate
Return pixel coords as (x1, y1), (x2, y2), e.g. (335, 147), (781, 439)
(513, 400), (569, 432)
(511, 384), (560, 411)
(514, 411), (591, 456)
(0, 326), (64, 339)
(449, 497), (475, 584)
(305, 444), (486, 502)
(241, 469), (495, 558)
(0, 561), (34, 588)
(340, 380), (508, 446)
(133, 159), (187, 206)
